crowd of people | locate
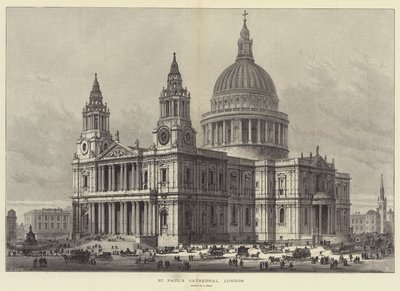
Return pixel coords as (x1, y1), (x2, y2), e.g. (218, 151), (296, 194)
(228, 258), (243, 267)
(32, 257), (47, 268)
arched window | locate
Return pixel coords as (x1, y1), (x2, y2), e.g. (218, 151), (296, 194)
(245, 207), (250, 226)
(279, 208), (285, 223)
(83, 175), (88, 188)
(160, 210), (168, 226)
(219, 208), (224, 225)
(165, 101), (170, 117)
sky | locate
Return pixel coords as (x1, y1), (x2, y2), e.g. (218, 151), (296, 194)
(6, 8), (394, 222)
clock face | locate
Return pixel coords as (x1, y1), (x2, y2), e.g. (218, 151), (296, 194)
(158, 127), (170, 145)
(184, 128), (192, 145)
(81, 141), (88, 155)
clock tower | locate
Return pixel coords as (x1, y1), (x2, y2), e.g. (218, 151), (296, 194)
(76, 74), (113, 160)
(153, 53), (196, 150)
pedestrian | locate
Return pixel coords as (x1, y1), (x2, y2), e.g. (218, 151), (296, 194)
(33, 258), (38, 268)
(240, 259), (243, 268)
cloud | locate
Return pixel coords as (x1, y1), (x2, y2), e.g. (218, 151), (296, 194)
(281, 51), (394, 211)
(28, 73), (55, 83)
(6, 96), (80, 201)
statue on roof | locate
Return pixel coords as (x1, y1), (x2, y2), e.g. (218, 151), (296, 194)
(115, 130), (120, 142)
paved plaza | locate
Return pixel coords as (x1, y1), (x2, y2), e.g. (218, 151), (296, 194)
(6, 239), (395, 273)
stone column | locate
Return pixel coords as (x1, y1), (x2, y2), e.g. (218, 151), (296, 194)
(88, 203), (93, 234)
(123, 202), (128, 234)
(107, 203), (111, 234)
(111, 202), (115, 235)
(108, 166), (112, 192)
(111, 165), (115, 191)
(257, 119), (261, 143)
(131, 163), (136, 190)
(98, 166), (102, 192)
(222, 120), (226, 144)
(94, 167), (98, 192)
(96, 203), (101, 234)
(248, 119), (252, 144)
(152, 203), (156, 236)
(327, 205), (331, 234)
(90, 203), (94, 234)
(332, 206), (336, 234)
(98, 203), (102, 234)
(124, 164), (128, 191)
(319, 204), (322, 235)
(119, 165), (123, 191)
(239, 119), (243, 143)
(88, 168), (92, 192)
(102, 203), (106, 234)
(119, 202), (124, 234)
(129, 202), (134, 235)
(272, 122), (276, 144)
(215, 122), (219, 145)
(230, 120), (234, 143)
(102, 166), (105, 192)
(202, 125), (206, 146)
(136, 162), (140, 190)
(136, 202), (140, 235)
(144, 202), (148, 236)
(148, 202), (152, 235)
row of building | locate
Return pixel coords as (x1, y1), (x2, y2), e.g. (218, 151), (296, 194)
(6, 207), (72, 241)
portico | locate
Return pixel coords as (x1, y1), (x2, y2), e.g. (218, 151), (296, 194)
(312, 192), (336, 235)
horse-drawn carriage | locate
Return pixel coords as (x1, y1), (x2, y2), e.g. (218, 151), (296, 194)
(199, 248), (225, 260)
(236, 246), (261, 260)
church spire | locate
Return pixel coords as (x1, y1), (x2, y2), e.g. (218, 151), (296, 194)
(380, 173), (385, 200)
(89, 73), (103, 103)
(167, 52), (183, 91)
(169, 52), (180, 75)
(236, 10), (254, 61)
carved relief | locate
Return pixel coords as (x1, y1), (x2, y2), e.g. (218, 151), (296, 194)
(103, 146), (130, 158)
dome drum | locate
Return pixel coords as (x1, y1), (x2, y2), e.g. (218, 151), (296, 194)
(200, 115), (289, 160)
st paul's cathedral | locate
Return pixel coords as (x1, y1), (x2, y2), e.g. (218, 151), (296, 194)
(71, 14), (351, 247)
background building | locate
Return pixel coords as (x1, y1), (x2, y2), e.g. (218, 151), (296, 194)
(71, 15), (351, 247)
(6, 209), (17, 241)
(351, 174), (393, 234)
(24, 208), (72, 240)
(16, 222), (25, 240)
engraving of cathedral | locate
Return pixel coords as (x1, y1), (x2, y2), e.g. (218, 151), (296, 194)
(71, 15), (351, 247)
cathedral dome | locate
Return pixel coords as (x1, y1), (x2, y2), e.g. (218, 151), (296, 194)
(200, 12), (289, 161)
(213, 59), (277, 96)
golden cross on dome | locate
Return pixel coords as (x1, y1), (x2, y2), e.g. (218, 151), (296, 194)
(242, 10), (248, 21)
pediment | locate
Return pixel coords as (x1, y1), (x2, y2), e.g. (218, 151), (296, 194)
(311, 156), (332, 170)
(98, 142), (137, 159)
